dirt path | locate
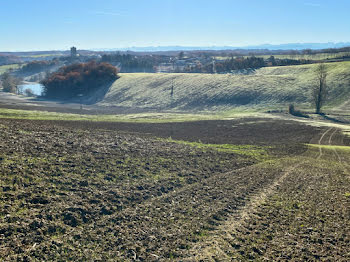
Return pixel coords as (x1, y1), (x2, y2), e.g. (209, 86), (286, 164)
(187, 126), (350, 261)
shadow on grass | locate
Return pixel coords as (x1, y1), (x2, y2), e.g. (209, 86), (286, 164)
(32, 81), (116, 106)
(319, 113), (350, 124)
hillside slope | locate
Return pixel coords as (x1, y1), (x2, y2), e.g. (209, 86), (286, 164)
(97, 61), (350, 111)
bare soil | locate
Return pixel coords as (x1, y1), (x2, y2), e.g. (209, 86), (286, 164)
(188, 127), (350, 261)
(0, 118), (349, 261)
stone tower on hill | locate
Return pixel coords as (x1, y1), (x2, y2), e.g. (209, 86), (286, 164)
(70, 46), (77, 58)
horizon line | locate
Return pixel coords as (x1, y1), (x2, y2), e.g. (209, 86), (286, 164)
(1, 41), (350, 53)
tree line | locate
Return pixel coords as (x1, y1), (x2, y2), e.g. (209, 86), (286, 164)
(180, 56), (310, 73)
(20, 60), (59, 73)
(41, 61), (118, 99)
(0, 72), (21, 93)
(101, 54), (170, 72)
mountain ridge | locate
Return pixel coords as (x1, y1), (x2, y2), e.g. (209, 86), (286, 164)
(92, 42), (350, 52)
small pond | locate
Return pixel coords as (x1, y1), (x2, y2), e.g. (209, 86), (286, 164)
(17, 83), (44, 96)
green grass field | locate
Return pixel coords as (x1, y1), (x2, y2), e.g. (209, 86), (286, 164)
(98, 61), (350, 111)
(0, 64), (21, 74)
(0, 107), (266, 123)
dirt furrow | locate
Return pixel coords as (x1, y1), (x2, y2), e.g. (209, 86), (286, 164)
(186, 158), (303, 261)
(74, 162), (285, 260)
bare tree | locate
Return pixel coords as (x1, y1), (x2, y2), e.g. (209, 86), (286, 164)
(313, 63), (328, 114)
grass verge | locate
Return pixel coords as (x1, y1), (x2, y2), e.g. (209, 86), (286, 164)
(0, 108), (265, 123)
(163, 138), (270, 161)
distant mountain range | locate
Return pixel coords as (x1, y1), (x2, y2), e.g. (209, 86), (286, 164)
(2, 42), (350, 56)
(93, 42), (350, 52)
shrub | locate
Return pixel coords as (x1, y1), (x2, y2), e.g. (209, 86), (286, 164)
(41, 61), (118, 99)
(288, 104), (295, 114)
(288, 104), (309, 118)
(24, 88), (35, 97)
(1, 72), (20, 93)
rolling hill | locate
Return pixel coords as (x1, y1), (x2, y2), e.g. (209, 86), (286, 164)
(96, 61), (350, 112)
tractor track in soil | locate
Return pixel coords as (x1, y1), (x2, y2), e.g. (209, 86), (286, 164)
(187, 126), (350, 261)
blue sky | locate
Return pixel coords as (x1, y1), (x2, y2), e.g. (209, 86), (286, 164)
(1, 0), (350, 51)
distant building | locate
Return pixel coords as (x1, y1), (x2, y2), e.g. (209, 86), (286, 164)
(70, 47), (77, 58)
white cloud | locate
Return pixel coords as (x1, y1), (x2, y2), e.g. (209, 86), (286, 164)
(92, 11), (129, 17)
(304, 2), (321, 7)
